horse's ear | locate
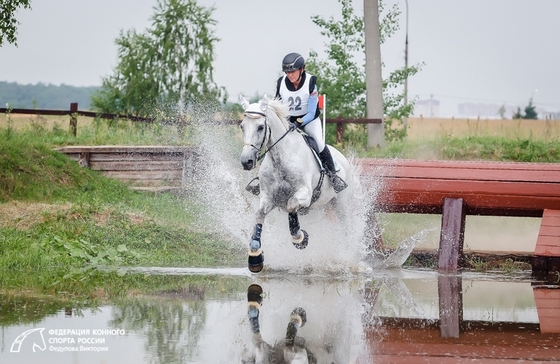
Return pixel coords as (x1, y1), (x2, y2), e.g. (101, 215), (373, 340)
(259, 94), (268, 113)
(238, 94), (250, 111)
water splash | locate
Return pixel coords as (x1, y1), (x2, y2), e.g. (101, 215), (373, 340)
(166, 101), (428, 273)
(378, 227), (438, 269)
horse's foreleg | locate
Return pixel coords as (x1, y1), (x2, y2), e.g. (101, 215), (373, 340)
(248, 205), (270, 273)
(285, 307), (307, 347)
(288, 212), (309, 250)
(248, 223), (264, 272)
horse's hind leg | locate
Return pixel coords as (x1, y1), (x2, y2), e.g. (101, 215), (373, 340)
(288, 212), (309, 249)
(248, 223), (264, 272)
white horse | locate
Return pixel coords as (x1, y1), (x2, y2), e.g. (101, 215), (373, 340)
(239, 94), (354, 273)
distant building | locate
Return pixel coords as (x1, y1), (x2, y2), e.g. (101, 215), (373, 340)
(413, 98), (440, 117)
(542, 111), (560, 120)
(457, 103), (505, 118)
(456, 102), (554, 119)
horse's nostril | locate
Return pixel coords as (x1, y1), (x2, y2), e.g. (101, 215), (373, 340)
(242, 160), (254, 170)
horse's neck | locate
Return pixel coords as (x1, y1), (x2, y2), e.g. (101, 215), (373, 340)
(266, 120), (308, 166)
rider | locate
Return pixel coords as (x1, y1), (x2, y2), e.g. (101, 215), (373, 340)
(275, 52), (347, 193)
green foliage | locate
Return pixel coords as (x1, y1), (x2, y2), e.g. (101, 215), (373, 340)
(0, 0), (31, 47)
(513, 98), (538, 120)
(306, 0), (421, 144)
(440, 135), (560, 162)
(91, 0), (226, 116)
(0, 81), (100, 109)
(524, 99), (538, 119)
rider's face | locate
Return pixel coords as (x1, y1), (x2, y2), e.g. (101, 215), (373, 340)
(285, 69), (302, 84)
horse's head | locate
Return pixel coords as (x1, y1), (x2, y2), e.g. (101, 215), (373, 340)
(238, 94), (269, 170)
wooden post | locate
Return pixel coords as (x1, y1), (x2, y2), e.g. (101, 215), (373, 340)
(534, 209), (560, 276)
(336, 122), (343, 144)
(438, 274), (463, 338)
(438, 198), (466, 271)
(534, 287), (560, 333)
(70, 102), (78, 137)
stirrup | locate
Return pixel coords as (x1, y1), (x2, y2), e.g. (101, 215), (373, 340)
(328, 172), (348, 193)
(245, 177), (260, 196)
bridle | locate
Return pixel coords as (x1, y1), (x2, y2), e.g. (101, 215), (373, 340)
(243, 111), (294, 162)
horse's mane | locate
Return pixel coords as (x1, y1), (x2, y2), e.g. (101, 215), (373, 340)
(267, 98), (291, 130)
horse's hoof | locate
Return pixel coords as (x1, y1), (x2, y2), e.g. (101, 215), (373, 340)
(291, 307), (307, 327)
(292, 230), (309, 250)
(248, 253), (264, 273)
(247, 284), (263, 304)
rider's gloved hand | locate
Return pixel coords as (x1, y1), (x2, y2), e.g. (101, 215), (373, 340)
(289, 122), (298, 131)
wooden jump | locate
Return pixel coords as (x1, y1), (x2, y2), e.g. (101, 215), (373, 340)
(55, 145), (200, 188)
(358, 159), (560, 274)
(55, 147), (560, 275)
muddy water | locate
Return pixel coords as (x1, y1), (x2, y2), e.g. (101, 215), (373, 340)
(1, 268), (559, 363)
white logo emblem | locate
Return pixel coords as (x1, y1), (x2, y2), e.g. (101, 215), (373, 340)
(10, 328), (46, 353)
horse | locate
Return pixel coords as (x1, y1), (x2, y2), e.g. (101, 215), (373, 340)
(238, 94), (354, 273)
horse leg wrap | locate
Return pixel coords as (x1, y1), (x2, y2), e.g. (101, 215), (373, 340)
(288, 212), (300, 236)
(248, 224), (264, 272)
(247, 306), (260, 334)
(250, 223), (263, 252)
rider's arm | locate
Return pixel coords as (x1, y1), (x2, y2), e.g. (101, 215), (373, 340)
(299, 85), (318, 126)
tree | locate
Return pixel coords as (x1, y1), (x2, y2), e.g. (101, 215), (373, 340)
(0, 0), (31, 47)
(498, 104), (506, 119)
(523, 98), (538, 119)
(306, 0), (421, 145)
(91, 0), (226, 116)
(512, 98), (538, 120)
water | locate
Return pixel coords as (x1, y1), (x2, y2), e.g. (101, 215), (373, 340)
(2, 269), (559, 363)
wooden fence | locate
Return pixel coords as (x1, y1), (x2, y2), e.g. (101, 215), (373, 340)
(0, 103), (381, 142)
(55, 146), (560, 275)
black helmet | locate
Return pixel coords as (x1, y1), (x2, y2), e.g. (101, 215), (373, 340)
(282, 52), (305, 73)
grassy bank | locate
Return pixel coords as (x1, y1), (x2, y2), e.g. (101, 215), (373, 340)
(0, 127), (245, 300)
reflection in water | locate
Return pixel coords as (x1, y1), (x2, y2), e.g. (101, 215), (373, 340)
(245, 284), (340, 363)
(109, 298), (206, 364)
(2, 269), (560, 363)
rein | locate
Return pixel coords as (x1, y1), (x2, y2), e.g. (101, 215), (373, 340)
(257, 124), (294, 162)
(244, 111), (295, 162)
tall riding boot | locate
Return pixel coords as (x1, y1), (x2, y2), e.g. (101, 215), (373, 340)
(318, 147), (348, 193)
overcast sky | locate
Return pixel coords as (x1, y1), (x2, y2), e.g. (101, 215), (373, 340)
(1, 0), (559, 116)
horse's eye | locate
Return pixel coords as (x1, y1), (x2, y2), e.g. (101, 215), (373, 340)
(257, 125), (264, 132)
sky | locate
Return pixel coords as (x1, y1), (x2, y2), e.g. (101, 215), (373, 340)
(1, 0), (559, 117)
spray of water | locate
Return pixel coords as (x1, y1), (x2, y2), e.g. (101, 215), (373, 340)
(166, 101), (431, 273)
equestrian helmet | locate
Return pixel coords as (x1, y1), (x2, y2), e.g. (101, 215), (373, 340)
(282, 52), (305, 73)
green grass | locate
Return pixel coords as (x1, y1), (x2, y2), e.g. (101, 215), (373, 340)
(349, 135), (560, 162)
(0, 125), (245, 300)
